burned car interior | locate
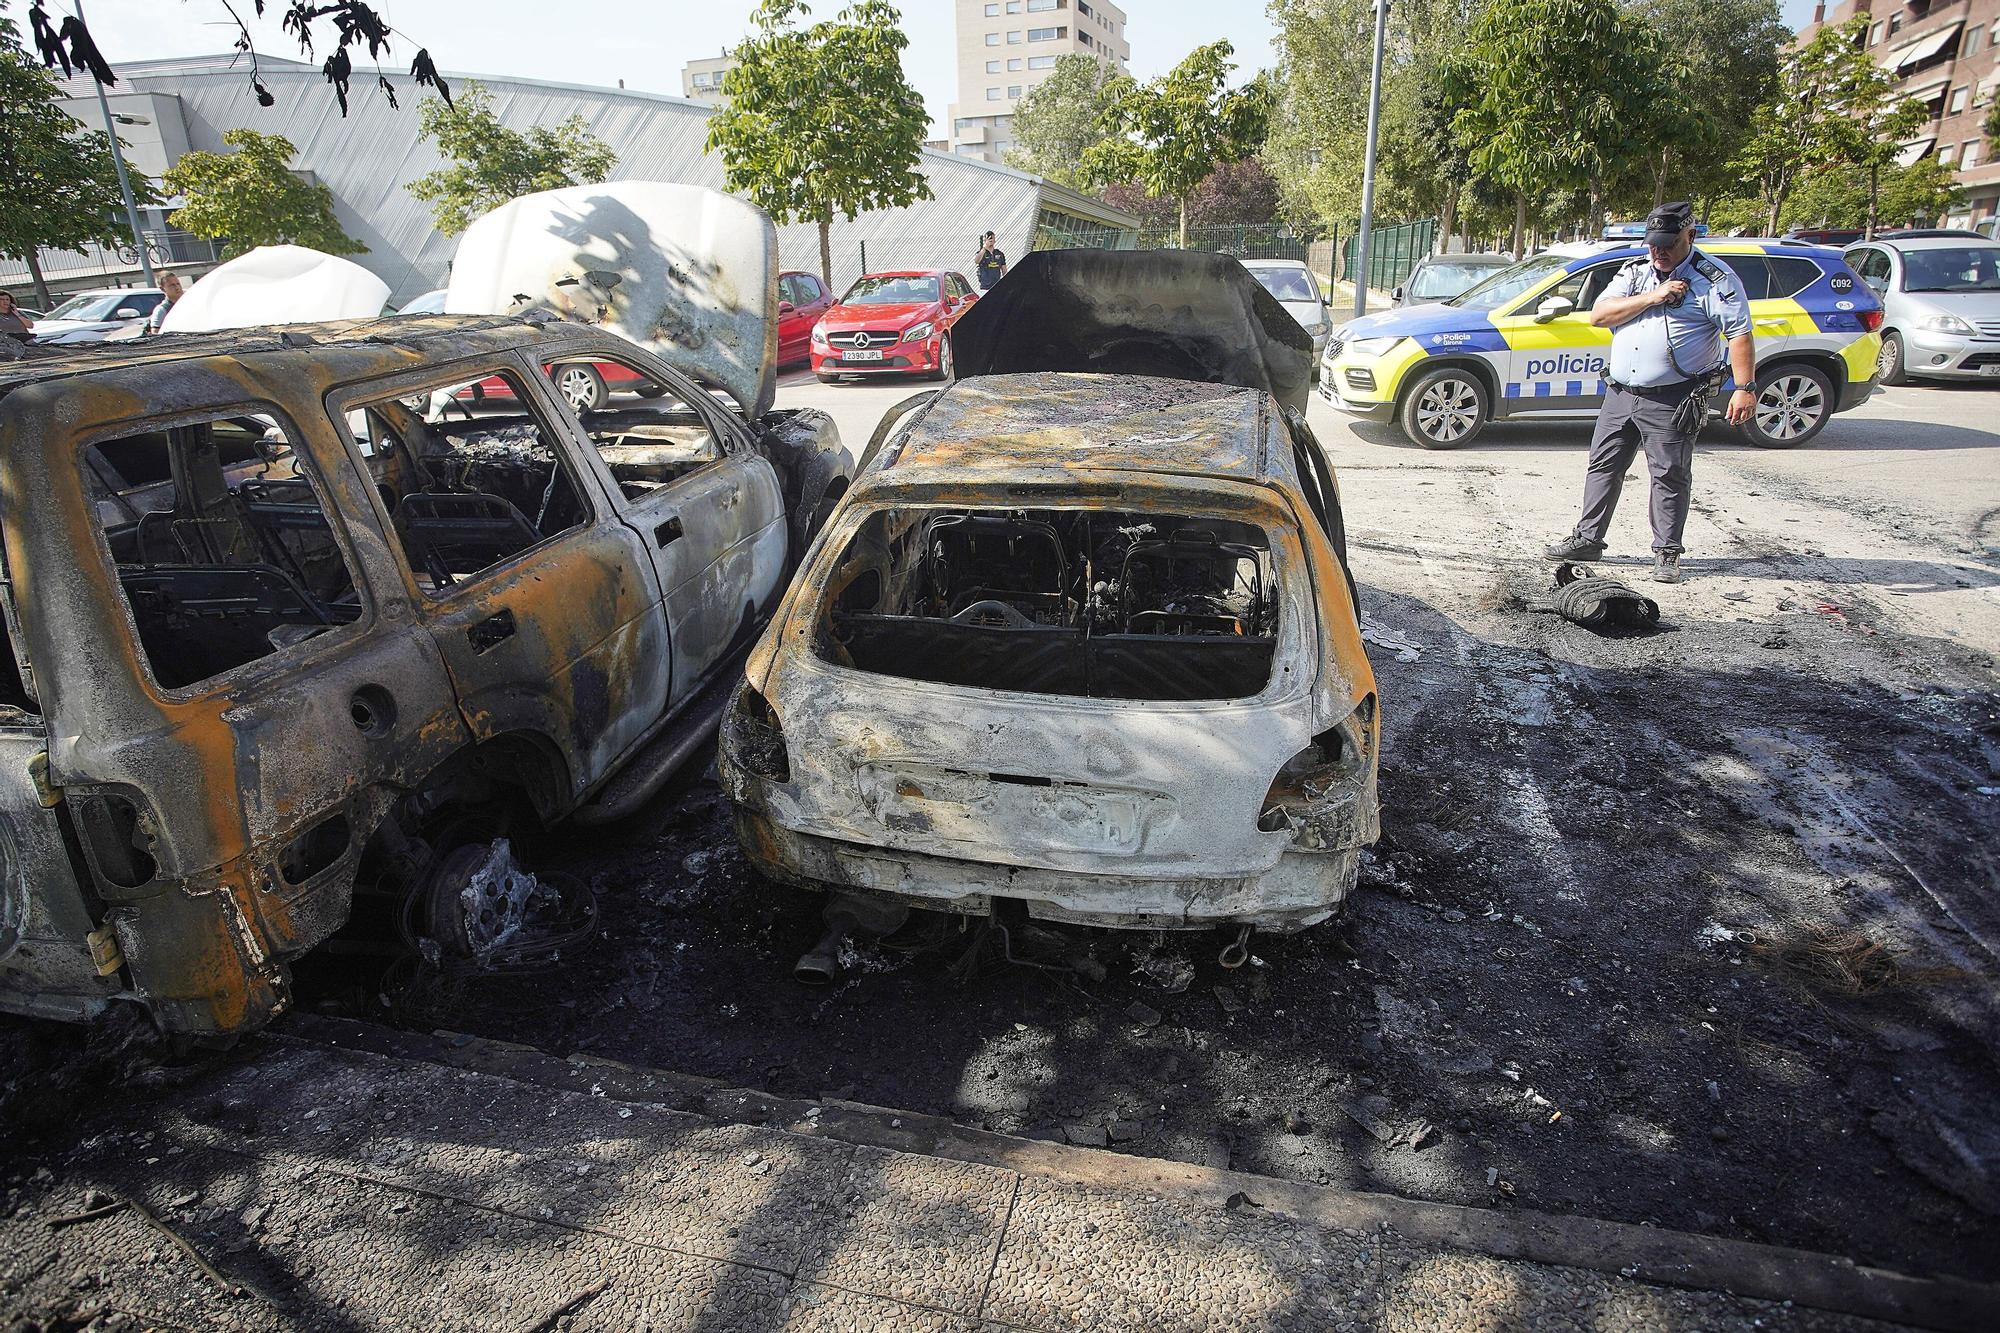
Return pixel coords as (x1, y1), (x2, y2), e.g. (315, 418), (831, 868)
(818, 506), (1281, 701)
(87, 412), (364, 690)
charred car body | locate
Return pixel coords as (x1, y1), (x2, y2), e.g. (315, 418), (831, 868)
(721, 251), (1379, 937)
(0, 186), (850, 1035)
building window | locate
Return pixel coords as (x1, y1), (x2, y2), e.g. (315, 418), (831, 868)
(1028, 54), (1056, 68)
(1008, 57), (1022, 69)
(985, 2), (998, 11)
(1006, 0), (1021, 10)
(985, 31), (999, 45)
(987, 86), (1002, 100)
(1963, 140), (1981, 168)
(1008, 85), (1022, 97)
(1941, 144), (1958, 165)
(1967, 25), (1985, 54)
(1028, 25), (1062, 40)
(1078, 0), (1092, 12)
(1028, 0), (1059, 9)
(1951, 85), (1969, 113)
(1008, 29), (1024, 43)
(1868, 21), (1882, 45)
(1888, 13), (1902, 35)
(986, 60), (999, 72)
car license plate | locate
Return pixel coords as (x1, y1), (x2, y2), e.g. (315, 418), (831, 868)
(844, 350), (884, 362)
(1981, 364), (2000, 378)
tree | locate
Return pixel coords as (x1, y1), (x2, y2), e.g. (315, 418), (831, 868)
(1782, 157), (1963, 231)
(1101, 158), (1283, 232)
(1730, 19), (1917, 236)
(1004, 53), (1123, 186)
(1081, 42), (1270, 247)
(1451, 0), (1669, 242)
(706, 0), (931, 286)
(407, 81), (618, 235)
(1631, 0), (1784, 210)
(0, 17), (152, 307)
(165, 129), (364, 257)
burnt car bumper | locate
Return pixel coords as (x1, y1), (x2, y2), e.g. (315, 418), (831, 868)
(731, 803), (1361, 932)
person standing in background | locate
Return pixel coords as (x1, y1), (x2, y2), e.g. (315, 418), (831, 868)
(975, 231), (1008, 291)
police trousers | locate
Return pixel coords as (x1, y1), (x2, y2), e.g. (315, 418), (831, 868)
(1577, 383), (1699, 553)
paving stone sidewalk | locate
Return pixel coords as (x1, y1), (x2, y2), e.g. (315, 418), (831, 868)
(0, 1027), (1985, 1331)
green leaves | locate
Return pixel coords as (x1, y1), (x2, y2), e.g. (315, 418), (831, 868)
(407, 82), (619, 236)
(704, 0), (932, 278)
(164, 129), (364, 257)
(1006, 54), (1124, 185)
(0, 17), (150, 268)
(1078, 41), (1268, 242)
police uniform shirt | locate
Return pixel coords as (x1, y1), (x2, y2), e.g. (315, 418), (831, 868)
(1601, 250), (1751, 388)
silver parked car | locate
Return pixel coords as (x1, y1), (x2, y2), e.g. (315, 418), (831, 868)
(1240, 259), (1333, 368)
(1842, 236), (2000, 384)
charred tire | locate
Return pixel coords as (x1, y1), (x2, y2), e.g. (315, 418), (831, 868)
(1399, 367), (1489, 449)
(1876, 332), (1907, 387)
(1741, 363), (1833, 449)
(553, 364), (607, 413)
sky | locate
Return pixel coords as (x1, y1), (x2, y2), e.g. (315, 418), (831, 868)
(14, 0), (1823, 139)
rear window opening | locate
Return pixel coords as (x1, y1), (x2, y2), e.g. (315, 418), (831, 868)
(815, 506), (1282, 701)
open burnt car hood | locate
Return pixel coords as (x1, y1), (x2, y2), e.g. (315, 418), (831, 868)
(446, 182), (778, 418)
(948, 250), (1314, 416)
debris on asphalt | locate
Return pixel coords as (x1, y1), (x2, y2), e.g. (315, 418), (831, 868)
(1134, 950), (1195, 994)
(1360, 615), (1424, 662)
(1213, 985), (1245, 1014)
(1125, 1000), (1163, 1028)
(1342, 1097), (1397, 1145)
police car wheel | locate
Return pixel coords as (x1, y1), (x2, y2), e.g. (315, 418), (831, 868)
(1742, 365), (1833, 449)
(1876, 332), (1907, 387)
(1400, 368), (1488, 450)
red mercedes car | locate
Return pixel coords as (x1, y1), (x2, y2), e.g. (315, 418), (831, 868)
(810, 269), (979, 382)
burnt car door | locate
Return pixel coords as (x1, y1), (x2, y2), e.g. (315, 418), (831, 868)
(4, 367), (471, 1034)
(541, 349), (787, 702)
(335, 355), (673, 807)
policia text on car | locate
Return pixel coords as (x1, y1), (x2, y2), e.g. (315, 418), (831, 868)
(1545, 202), (1755, 585)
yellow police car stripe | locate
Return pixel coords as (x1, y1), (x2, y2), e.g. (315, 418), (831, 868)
(1330, 336), (1428, 406)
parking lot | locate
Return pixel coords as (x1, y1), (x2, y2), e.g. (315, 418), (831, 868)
(8, 366), (1998, 1293)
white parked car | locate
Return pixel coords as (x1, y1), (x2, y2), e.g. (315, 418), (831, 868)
(31, 287), (165, 345)
(1843, 235), (2000, 384)
(1241, 259), (1333, 370)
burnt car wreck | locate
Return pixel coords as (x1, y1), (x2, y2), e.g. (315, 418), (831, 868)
(721, 250), (1380, 947)
(0, 186), (851, 1035)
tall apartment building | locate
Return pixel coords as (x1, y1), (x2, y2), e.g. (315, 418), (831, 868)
(1796, 0), (2000, 226)
(947, 0), (1130, 165)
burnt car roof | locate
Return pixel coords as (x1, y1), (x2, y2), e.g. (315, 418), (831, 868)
(0, 314), (596, 398)
(878, 371), (1282, 485)
(948, 250), (1314, 415)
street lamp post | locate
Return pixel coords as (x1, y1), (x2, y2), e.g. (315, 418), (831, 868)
(73, 0), (156, 287)
(1351, 0), (1389, 319)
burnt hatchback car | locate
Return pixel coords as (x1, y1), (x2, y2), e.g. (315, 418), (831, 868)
(720, 251), (1379, 954)
(0, 190), (850, 1036)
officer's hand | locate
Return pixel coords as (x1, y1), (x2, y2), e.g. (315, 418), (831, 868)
(1725, 388), (1755, 425)
(1653, 279), (1689, 306)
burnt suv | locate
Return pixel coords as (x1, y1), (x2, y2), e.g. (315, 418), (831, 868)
(0, 187), (849, 1036)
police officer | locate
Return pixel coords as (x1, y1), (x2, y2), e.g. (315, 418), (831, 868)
(1544, 202), (1754, 584)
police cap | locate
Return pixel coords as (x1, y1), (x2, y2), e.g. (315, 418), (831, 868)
(1644, 201), (1694, 246)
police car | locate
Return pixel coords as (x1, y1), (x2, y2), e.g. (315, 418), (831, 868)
(1322, 236), (1883, 449)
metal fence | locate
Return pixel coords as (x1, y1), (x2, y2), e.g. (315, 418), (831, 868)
(1134, 224), (1322, 262)
(1341, 218), (1437, 294)
(2, 230), (224, 298)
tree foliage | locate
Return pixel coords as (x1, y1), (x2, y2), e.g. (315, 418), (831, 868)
(1730, 19), (1925, 235)
(1081, 42), (1271, 246)
(0, 17), (152, 304)
(1449, 0), (1667, 233)
(1003, 54), (1123, 186)
(1629, 0), (1784, 209)
(706, 0), (932, 285)
(1100, 158), (1283, 231)
(1778, 157), (1963, 231)
(165, 129), (364, 257)
(407, 81), (618, 235)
